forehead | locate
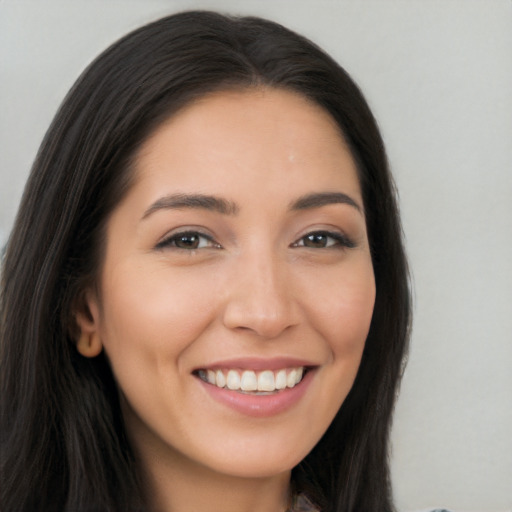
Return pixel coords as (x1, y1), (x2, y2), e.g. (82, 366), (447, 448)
(131, 87), (361, 204)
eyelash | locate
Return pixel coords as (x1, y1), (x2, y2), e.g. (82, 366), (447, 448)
(156, 229), (355, 251)
(156, 231), (220, 250)
(291, 231), (356, 250)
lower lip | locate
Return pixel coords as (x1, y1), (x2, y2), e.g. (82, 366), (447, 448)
(197, 370), (314, 418)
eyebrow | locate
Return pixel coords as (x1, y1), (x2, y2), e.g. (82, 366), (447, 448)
(290, 192), (362, 213)
(142, 193), (239, 219)
(142, 190), (362, 220)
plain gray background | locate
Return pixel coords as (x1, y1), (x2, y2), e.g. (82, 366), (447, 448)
(1, 1), (511, 511)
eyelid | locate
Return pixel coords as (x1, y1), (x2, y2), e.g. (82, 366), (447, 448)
(154, 226), (355, 251)
(291, 229), (356, 249)
(155, 228), (221, 250)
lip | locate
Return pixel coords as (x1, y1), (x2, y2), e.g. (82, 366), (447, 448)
(195, 365), (316, 418)
(195, 356), (317, 372)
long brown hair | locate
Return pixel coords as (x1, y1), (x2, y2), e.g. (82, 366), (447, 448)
(0, 11), (410, 511)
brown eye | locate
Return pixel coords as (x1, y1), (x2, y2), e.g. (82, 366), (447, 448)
(156, 231), (220, 250)
(174, 234), (201, 249)
(293, 231), (355, 250)
(303, 233), (331, 248)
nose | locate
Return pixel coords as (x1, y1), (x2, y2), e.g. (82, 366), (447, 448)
(221, 249), (299, 339)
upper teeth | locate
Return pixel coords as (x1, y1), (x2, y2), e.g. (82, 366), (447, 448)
(198, 367), (304, 392)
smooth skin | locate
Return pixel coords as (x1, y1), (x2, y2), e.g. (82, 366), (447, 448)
(76, 88), (376, 512)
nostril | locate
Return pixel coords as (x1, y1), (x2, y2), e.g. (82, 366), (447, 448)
(223, 309), (296, 339)
(221, 263), (298, 337)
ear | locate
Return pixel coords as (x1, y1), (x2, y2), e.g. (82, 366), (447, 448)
(75, 289), (103, 358)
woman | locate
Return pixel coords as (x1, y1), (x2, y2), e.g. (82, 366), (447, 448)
(0, 11), (410, 512)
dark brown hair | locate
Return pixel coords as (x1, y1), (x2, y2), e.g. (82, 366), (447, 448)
(0, 11), (410, 511)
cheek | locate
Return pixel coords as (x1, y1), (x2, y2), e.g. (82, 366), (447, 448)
(293, 261), (375, 443)
(307, 260), (376, 359)
(97, 262), (221, 372)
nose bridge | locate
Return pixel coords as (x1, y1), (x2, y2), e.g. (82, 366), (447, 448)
(222, 242), (296, 338)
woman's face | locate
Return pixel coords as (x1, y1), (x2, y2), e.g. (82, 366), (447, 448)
(80, 88), (375, 479)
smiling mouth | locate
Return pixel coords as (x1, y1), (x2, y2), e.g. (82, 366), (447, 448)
(195, 367), (307, 394)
